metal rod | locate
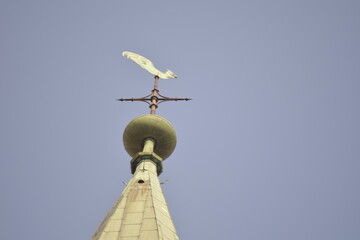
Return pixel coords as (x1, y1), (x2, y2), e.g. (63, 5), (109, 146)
(150, 76), (159, 114)
(154, 75), (159, 89)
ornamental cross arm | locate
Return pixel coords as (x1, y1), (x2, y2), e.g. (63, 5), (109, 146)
(117, 76), (191, 115)
(117, 95), (192, 104)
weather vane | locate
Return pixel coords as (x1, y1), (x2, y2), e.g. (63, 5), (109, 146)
(118, 51), (191, 114)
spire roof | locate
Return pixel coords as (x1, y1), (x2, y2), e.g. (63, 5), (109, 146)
(92, 160), (179, 239)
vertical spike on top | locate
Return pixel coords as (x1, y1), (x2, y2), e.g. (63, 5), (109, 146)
(154, 75), (159, 89)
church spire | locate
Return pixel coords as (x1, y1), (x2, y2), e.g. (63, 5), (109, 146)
(92, 52), (190, 239)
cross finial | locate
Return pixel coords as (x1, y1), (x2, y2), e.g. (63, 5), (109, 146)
(118, 75), (191, 115)
(118, 52), (191, 114)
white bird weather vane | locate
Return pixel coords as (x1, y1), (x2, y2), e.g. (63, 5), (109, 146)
(122, 51), (177, 79)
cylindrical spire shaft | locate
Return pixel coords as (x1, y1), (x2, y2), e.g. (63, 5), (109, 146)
(143, 138), (155, 152)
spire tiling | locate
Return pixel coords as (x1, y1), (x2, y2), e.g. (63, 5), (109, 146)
(92, 52), (190, 239)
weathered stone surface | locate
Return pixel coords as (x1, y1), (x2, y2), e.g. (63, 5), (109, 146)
(92, 160), (178, 240)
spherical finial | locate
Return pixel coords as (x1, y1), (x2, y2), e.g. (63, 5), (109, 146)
(123, 115), (177, 160)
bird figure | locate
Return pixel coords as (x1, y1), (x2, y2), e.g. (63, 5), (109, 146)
(122, 51), (177, 79)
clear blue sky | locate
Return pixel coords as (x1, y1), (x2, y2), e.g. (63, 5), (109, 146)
(1, 1), (359, 239)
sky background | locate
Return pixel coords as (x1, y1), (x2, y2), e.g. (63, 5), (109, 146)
(1, 0), (360, 239)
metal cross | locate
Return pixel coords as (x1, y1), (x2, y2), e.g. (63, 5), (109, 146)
(117, 76), (192, 115)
